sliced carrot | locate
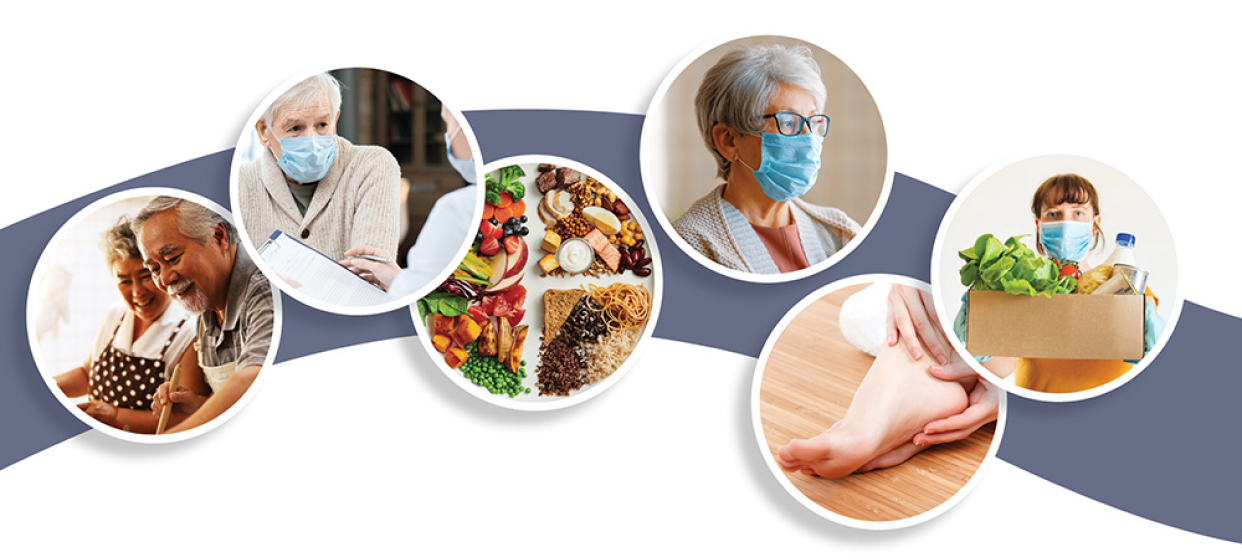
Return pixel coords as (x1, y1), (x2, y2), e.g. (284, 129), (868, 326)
(495, 192), (513, 208)
(509, 199), (526, 219)
(493, 206), (512, 223)
(482, 204), (494, 221)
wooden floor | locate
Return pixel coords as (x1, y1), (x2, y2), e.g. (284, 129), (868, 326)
(759, 283), (996, 523)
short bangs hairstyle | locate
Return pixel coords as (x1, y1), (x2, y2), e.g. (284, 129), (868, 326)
(1031, 173), (1105, 255)
(132, 197), (238, 249)
(695, 43), (828, 179)
(100, 216), (142, 269)
(261, 73), (343, 128)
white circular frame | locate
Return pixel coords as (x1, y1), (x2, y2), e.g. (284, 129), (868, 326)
(639, 32), (894, 284)
(411, 155), (664, 412)
(750, 273), (1006, 529)
(929, 153), (1184, 403)
(27, 187), (284, 444)
(229, 66), (485, 316)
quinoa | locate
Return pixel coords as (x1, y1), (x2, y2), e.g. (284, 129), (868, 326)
(580, 328), (642, 385)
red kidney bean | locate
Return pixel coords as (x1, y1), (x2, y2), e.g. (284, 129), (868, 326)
(633, 267), (651, 277)
(634, 257), (652, 268)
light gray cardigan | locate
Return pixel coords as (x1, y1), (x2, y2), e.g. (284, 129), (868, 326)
(239, 136), (401, 261)
(672, 185), (860, 274)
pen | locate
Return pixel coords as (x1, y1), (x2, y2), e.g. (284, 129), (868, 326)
(353, 254), (392, 263)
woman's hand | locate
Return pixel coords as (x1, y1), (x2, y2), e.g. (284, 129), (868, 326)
(150, 382), (207, 419)
(78, 401), (117, 425)
(341, 246), (401, 291)
(886, 284), (951, 365)
(916, 357), (1000, 446)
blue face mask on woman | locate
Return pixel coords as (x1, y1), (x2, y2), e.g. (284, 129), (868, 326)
(276, 135), (337, 184)
(735, 132), (824, 202)
(1039, 220), (1093, 262)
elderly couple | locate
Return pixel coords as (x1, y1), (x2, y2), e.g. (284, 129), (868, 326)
(56, 197), (274, 435)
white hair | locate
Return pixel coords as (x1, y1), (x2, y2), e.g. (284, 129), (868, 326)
(262, 73), (343, 128)
(99, 216), (141, 269)
(132, 197), (237, 248)
(695, 44), (828, 179)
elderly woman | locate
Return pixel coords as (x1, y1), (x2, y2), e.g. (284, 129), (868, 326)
(54, 217), (205, 434)
(238, 73), (401, 261)
(673, 44), (860, 274)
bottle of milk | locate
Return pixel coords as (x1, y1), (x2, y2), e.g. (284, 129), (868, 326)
(1095, 233), (1146, 295)
(1103, 233), (1137, 267)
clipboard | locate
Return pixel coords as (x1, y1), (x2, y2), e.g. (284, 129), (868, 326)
(256, 230), (390, 307)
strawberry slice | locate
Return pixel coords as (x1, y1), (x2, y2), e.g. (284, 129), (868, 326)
(479, 219), (502, 240)
(503, 235), (522, 255)
(479, 237), (500, 256)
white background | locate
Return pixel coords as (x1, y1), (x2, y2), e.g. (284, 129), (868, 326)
(2, 1), (1238, 556)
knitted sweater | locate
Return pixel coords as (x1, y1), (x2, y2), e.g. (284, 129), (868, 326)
(238, 136), (401, 261)
(672, 185), (859, 274)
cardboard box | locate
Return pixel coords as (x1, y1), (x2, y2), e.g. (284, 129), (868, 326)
(966, 291), (1144, 360)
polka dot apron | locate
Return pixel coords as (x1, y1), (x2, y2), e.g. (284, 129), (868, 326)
(88, 317), (187, 410)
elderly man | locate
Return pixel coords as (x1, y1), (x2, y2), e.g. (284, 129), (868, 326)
(238, 72), (401, 262)
(133, 196), (274, 434)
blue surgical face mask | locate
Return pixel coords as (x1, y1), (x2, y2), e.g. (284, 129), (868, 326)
(735, 132), (824, 202)
(275, 135), (337, 184)
(445, 129), (476, 184)
(1039, 220), (1093, 262)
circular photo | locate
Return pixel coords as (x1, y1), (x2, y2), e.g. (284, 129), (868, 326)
(932, 154), (1180, 401)
(230, 68), (483, 314)
(28, 189), (281, 442)
(413, 156), (662, 411)
(641, 34), (890, 282)
(754, 276), (1002, 528)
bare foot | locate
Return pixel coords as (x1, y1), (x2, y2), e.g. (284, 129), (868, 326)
(776, 341), (970, 478)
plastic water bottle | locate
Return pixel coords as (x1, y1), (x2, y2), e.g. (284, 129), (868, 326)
(1103, 233), (1137, 267)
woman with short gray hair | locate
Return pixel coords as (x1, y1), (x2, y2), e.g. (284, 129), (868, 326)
(54, 216), (205, 434)
(673, 43), (859, 274)
(238, 72), (401, 262)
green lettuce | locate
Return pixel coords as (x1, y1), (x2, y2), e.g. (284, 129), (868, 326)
(959, 234), (1076, 297)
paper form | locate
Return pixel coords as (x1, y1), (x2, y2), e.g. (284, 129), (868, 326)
(257, 230), (390, 307)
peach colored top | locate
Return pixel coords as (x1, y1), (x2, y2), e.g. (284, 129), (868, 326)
(750, 223), (810, 273)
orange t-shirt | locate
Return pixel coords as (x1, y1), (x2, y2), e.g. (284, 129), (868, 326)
(1013, 288), (1157, 394)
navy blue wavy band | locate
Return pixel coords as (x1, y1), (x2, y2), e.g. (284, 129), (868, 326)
(0, 110), (1237, 542)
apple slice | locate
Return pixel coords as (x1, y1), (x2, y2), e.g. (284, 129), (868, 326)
(485, 249), (508, 287)
(486, 271), (525, 294)
(503, 236), (528, 278)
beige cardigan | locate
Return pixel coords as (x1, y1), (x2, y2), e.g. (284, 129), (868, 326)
(672, 185), (859, 274)
(239, 136), (401, 261)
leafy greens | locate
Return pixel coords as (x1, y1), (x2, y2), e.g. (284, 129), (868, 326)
(484, 165), (526, 205)
(417, 291), (470, 323)
(959, 234), (1077, 297)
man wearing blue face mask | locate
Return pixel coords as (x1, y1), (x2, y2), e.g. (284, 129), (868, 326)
(238, 73), (401, 263)
(672, 43), (860, 275)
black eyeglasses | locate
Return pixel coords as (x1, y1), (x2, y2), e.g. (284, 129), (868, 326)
(762, 112), (831, 136)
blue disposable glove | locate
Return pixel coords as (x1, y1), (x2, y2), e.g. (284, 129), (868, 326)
(954, 291), (992, 362)
(1126, 300), (1166, 364)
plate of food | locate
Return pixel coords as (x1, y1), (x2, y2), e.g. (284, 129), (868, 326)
(413, 156), (662, 410)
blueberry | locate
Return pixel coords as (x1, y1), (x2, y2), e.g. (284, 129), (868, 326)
(489, 218), (498, 226)
(519, 226), (529, 236)
(474, 232), (483, 244)
(519, 215), (528, 223)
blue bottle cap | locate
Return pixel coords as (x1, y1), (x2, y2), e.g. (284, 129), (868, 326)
(1115, 233), (1136, 247)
